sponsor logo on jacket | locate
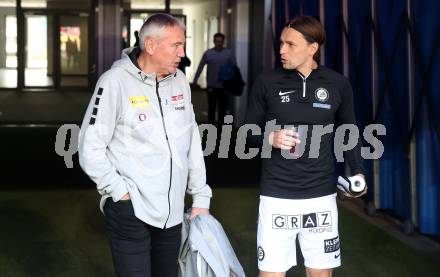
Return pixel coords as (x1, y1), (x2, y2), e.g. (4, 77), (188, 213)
(130, 95), (149, 108)
(171, 94), (185, 110)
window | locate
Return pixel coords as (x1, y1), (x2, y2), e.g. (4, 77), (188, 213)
(5, 15), (17, 68)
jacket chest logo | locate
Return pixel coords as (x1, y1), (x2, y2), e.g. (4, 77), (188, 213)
(130, 95), (149, 108)
(138, 112), (147, 121)
(171, 94), (185, 110)
(279, 90), (295, 103)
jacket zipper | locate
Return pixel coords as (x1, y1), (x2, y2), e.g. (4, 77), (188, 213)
(155, 81), (173, 229)
(297, 72), (310, 98)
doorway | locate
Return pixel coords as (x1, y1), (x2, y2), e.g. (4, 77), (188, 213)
(59, 14), (89, 87)
(24, 13), (52, 87)
(21, 10), (90, 90)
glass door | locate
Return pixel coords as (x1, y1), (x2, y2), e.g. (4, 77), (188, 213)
(59, 14), (89, 87)
(22, 11), (90, 89)
(0, 15), (17, 89)
(24, 13), (54, 88)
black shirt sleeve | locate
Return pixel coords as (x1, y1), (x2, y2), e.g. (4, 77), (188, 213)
(245, 77), (268, 147)
(335, 79), (365, 175)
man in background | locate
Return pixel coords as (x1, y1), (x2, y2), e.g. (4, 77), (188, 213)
(192, 33), (237, 124)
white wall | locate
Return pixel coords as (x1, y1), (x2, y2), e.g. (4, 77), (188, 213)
(174, 0), (219, 86)
(233, 0), (249, 126)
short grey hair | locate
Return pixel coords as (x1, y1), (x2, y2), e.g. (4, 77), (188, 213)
(138, 13), (186, 50)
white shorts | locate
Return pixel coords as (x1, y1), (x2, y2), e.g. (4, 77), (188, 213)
(257, 194), (341, 272)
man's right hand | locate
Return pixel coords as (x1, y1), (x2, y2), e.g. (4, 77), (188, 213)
(120, 193), (130, 201)
(269, 129), (300, 150)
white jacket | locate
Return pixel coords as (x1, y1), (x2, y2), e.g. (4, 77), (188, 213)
(179, 213), (246, 277)
(78, 47), (212, 228)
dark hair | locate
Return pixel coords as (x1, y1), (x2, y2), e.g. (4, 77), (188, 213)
(213, 33), (225, 40)
(285, 16), (326, 62)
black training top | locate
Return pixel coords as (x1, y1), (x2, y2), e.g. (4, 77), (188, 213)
(245, 65), (365, 199)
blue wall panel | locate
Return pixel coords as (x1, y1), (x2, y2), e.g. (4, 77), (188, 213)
(376, 0), (410, 219)
(324, 0), (343, 73)
(348, 0), (374, 201)
(412, 0), (440, 235)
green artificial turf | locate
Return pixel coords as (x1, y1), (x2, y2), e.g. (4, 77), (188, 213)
(0, 188), (438, 276)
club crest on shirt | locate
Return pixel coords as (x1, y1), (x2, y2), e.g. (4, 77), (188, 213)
(257, 246), (265, 261)
(315, 88), (329, 102)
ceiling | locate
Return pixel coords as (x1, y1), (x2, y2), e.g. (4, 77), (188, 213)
(0, 0), (214, 8)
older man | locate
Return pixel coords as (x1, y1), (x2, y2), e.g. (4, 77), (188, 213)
(79, 13), (211, 277)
